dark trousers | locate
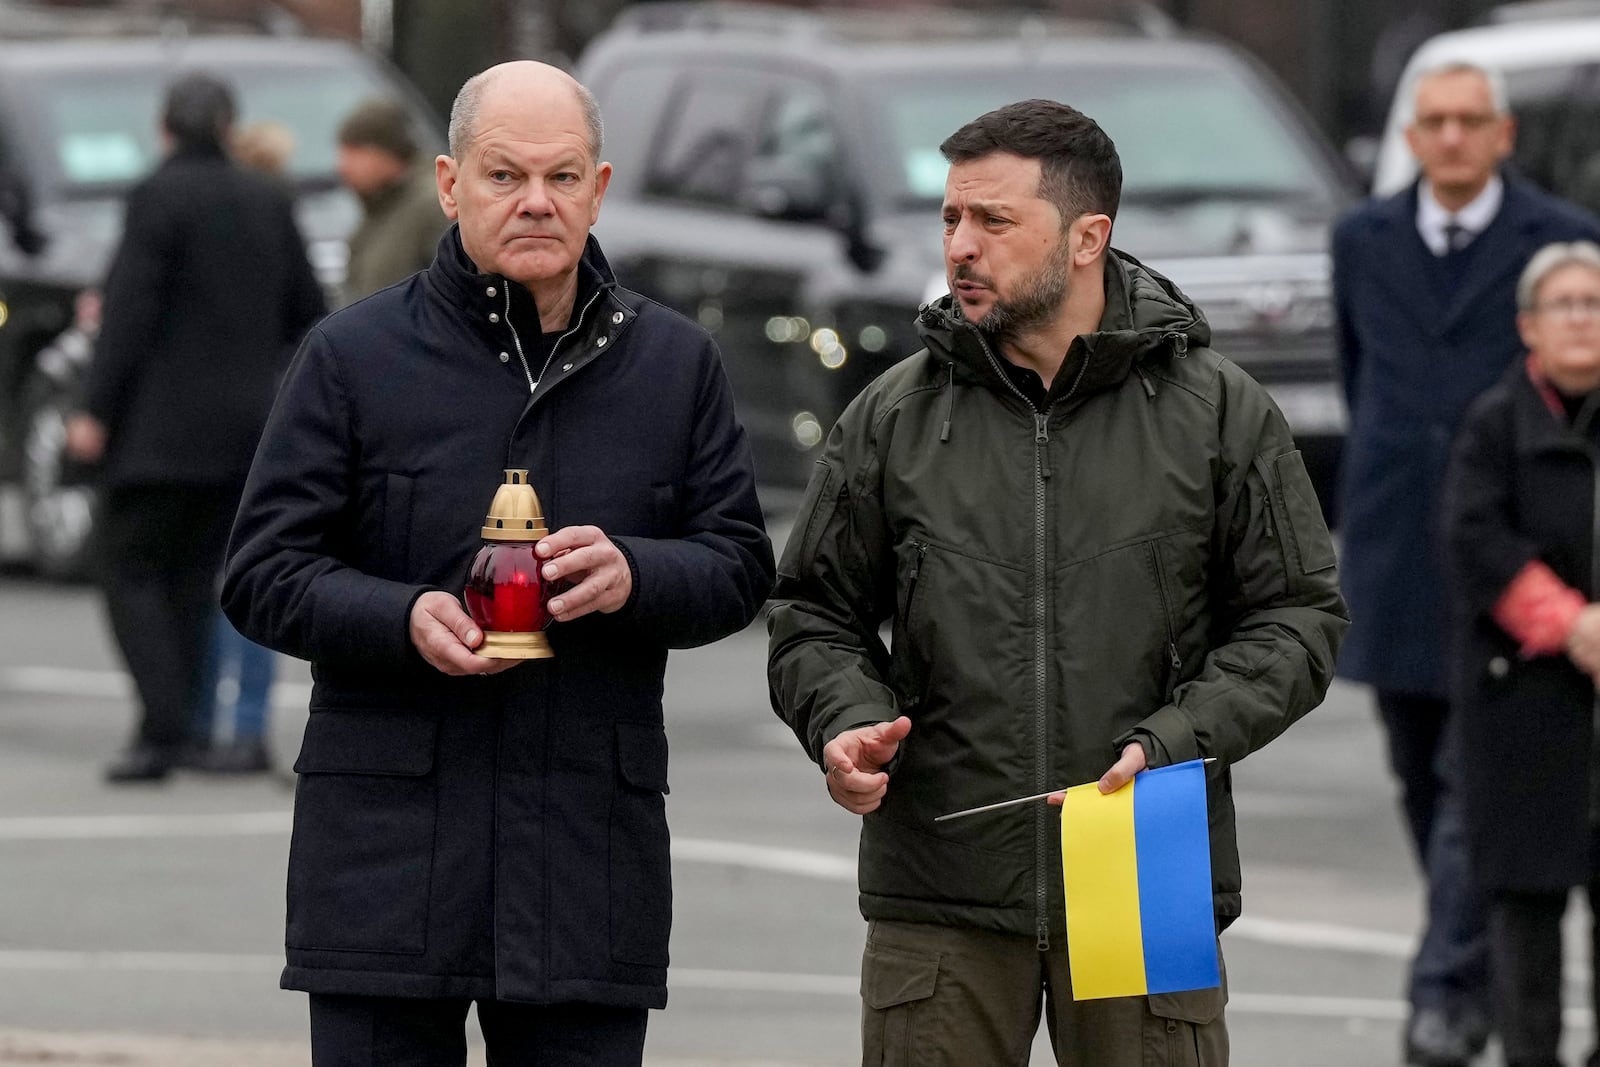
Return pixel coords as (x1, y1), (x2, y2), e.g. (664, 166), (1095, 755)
(860, 920), (1227, 1066)
(1490, 863), (1600, 1067)
(1375, 690), (1490, 1018)
(308, 994), (648, 1067)
(99, 485), (238, 751)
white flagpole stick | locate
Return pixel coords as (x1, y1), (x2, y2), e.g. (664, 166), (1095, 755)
(933, 758), (1217, 823)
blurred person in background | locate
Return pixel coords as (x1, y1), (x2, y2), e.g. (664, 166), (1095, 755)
(1444, 240), (1600, 1067)
(182, 116), (303, 777)
(1332, 60), (1600, 1067)
(223, 61), (771, 1065)
(769, 99), (1346, 1067)
(335, 96), (447, 306)
(66, 72), (325, 783)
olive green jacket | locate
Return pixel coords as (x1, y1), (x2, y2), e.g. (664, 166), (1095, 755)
(767, 251), (1348, 945)
(341, 164), (447, 307)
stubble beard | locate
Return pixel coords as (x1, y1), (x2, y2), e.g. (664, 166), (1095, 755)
(959, 238), (1074, 338)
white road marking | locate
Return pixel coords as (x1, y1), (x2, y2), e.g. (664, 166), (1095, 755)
(0, 950), (1581, 1027)
(0, 665), (311, 710)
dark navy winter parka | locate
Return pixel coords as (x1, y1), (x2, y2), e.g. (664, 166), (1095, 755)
(222, 227), (773, 1007)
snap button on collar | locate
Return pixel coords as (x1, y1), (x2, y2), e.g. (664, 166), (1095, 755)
(596, 336), (607, 348)
(489, 312), (500, 323)
(498, 352), (510, 363)
(611, 311), (624, 325)
(486, 286), (497, 298)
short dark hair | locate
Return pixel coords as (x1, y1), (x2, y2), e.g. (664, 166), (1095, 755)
(939, 99), (1122, 225)
(162, 72), (236, 152)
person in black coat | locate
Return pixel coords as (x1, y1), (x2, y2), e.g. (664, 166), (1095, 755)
(66, 72), (325, 783)
(221, 62), (773, 1066)
(1444, 240), (1600, 1067)
(1332, 60), (1600, 1066)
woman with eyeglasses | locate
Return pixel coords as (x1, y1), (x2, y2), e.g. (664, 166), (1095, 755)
(1444, 240), (1600, 1067)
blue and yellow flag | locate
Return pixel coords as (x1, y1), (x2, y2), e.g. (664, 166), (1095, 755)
(1060, 759), (1219, 1001)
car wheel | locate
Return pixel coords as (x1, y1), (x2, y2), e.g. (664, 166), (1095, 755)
(20, 377), (96, 581)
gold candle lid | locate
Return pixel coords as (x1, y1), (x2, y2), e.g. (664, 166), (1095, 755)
(481, 469), (549, 542)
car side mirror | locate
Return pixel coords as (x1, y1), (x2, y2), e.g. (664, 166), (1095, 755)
(739, 155), (829, 222)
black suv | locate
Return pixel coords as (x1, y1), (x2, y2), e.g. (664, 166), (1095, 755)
(0, 30), (440, 576)
(578, 4), (1354, 512)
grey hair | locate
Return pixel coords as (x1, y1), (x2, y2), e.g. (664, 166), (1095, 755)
(447, 70), (604, 163)
(1404, 60), (1510, 123)
(1517, 241), (1600, 310)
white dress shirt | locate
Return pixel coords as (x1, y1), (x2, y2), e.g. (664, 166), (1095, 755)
(1416, 176), (1503, 257)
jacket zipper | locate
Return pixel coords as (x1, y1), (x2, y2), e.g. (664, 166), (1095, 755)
(1150, 544), (1183, 700)
(502, 285), (606, 398)
(902, 540), (928, 629)
(970, 327), (1086, 952)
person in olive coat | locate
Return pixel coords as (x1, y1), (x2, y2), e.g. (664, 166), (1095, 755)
(1444, 240), (1600, 1067)
(222, 62), (772, 1066)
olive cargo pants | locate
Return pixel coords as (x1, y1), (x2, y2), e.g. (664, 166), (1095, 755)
(860, 920), (1228, 1067)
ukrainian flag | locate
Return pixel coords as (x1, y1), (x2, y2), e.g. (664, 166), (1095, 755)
(1060, 759), (1219, 1001)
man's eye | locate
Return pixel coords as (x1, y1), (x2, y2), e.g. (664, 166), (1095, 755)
(490, 171), (513, 182)
(553, 173), (579, 184)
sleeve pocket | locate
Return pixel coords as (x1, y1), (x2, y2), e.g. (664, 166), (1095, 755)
(616, 722), (670, 794)
(777, 458), (840, 582)
(1253, 450), (1337, 588)
(293, 710), (439, 776)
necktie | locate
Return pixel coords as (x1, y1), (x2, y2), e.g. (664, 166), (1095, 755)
(1443, 219), (1469, 253)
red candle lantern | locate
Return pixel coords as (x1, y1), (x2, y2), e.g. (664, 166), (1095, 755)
(465, 469), (555, 659)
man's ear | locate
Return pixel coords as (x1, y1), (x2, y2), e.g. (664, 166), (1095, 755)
(435, 155), (460, 220)
(1071, 213), (1113, 267)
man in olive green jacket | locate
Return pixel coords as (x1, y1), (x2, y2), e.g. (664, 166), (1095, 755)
(767, 100), (1348, 1066)
(335, 98), (447, 306)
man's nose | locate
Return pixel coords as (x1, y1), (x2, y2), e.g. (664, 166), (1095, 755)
(517, 180), (554, 217)
(946, 218), (979, 263)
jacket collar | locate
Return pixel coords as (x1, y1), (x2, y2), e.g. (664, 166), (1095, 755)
(425, 225), (622, 339)
(915, 248), (1209, 408)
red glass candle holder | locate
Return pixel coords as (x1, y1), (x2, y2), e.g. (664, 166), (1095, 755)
(465, 469), (554, 659)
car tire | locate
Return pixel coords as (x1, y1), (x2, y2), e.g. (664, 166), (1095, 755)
(20, 374), (96, 582)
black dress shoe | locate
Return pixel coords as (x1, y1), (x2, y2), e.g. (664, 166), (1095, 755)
(104, 746), (174, 783)
(1405, 1006), (1472, 1067)
(187, 739), (271, 774)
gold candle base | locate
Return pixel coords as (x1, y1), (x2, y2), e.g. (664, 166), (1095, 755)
(475, 631), (555, 659)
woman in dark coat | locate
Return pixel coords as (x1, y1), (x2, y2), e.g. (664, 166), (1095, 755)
(1444, 240), (1600, 1067)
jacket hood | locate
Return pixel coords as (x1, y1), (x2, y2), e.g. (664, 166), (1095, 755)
(915, 248), (1211, 403)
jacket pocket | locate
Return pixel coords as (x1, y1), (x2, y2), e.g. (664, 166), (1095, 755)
(610, 722), (672, 968)
(1147, 541), (1184, 701)
(777, 459), (840, 581)
(286, 711), (439, 954)
(380, 472), (415, 577)
(861, 942), (940, 1067)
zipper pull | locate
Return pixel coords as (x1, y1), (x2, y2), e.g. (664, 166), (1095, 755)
(1168, 642), (1182, 672)
(1034, 413), (1049, 444)
(909, 542), (925, 581)
(1036, 922), (1050, 952)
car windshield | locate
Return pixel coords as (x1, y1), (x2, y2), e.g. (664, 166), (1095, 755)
(10, 59), (401, 195)
(863, 60), (1340, 211)
(1500, 62), (1600, 218)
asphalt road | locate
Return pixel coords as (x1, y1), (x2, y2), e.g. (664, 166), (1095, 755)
(0, 568), (1591, 1066)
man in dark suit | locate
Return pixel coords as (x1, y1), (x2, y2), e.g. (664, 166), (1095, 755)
(66, 72), (325, 782)
(1333, 60), (1600, 1066)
